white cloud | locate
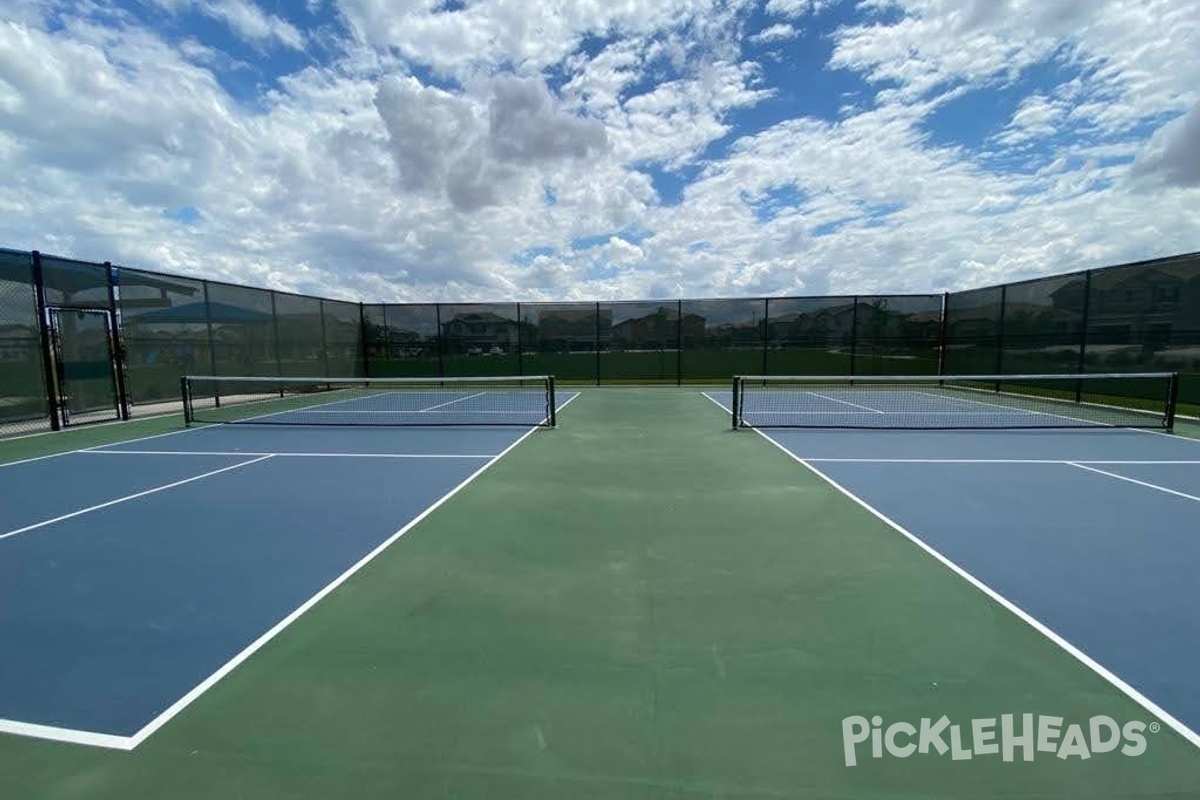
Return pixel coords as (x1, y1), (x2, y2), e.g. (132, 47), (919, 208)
(1131, 102), (1200, 188)
(992, 93), (1068, 147)
(765, 0), (839, 18)
(336, 0), (756, 76)
(373, 74), (609, 214)
(599, 235), (645, 265)
(201, 0), (306, 50)
(0, 0), (1198, 305)
(750, 23), (799, 45)
(143, 0), (306, 50)
(610, 59), (772, 169)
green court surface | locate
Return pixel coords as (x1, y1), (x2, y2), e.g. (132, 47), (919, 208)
(2, 389), (1199, 798)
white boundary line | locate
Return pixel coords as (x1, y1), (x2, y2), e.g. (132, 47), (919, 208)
(0, 718), (135, 751)
(0, 390), (581, 750)
(550, 390), (581, 416)
(80, 450), (497, 459)
(0, 456), (274, 543)
(0, 407), (183, 442)
(1068, 463), (1200, 504)
(0, 424), (210, 469)
(699, 390), (1200, 751)
(418, 391), (487, 412)
(803, 390), (885, 414)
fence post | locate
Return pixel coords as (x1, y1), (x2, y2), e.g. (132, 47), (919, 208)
(676, 299), (683, 386)
(359, 303), (371, 378)
(994, 285), (1007, 391)
(435, 303), (445, 377)
(849, 296), (860, 376)
(516, 302), (524, 376)
(595, 301), (601, 386)
(30, 251), (61, 431)
(202, 281), (218, 377)
(761, 298), (770, 375)
(270, 292), (283, 395)
(937, 292), (949, 377)
(319, 299), (332, 378)
(104, 262), (131, 420)
(1075, 271), (1092, 402)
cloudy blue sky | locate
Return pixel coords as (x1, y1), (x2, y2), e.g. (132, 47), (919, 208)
(1, 0), (1197, 301)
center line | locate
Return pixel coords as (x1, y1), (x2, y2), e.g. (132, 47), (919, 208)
(1068, 462), (1200, 503)
(804, 391), (886, 414)
(418, 392), (487, 412)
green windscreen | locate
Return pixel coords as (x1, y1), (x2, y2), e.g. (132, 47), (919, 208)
(0, 250), (48, 429)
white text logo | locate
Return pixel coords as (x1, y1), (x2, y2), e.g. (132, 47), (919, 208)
(842, 714), (1157, 766)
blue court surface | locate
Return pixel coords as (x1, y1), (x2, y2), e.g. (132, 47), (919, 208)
(705, 390), (1200, 745)
(0, 393), (576, 749)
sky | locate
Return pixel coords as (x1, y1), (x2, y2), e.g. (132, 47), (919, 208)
(1, 0), (1198, 303)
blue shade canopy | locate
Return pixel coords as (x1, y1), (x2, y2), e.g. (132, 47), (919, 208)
(128, 301), (275, 324)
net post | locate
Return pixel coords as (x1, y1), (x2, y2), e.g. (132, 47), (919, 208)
(547, 375), (556, 428)
(731, 376), (740, 430)
(180, 375), (193, 426)
(1165, 372), (1179, 431)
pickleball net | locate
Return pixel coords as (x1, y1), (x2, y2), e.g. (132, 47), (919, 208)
(182, 374), (557, 427)
(731, 372), (1179, 430)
